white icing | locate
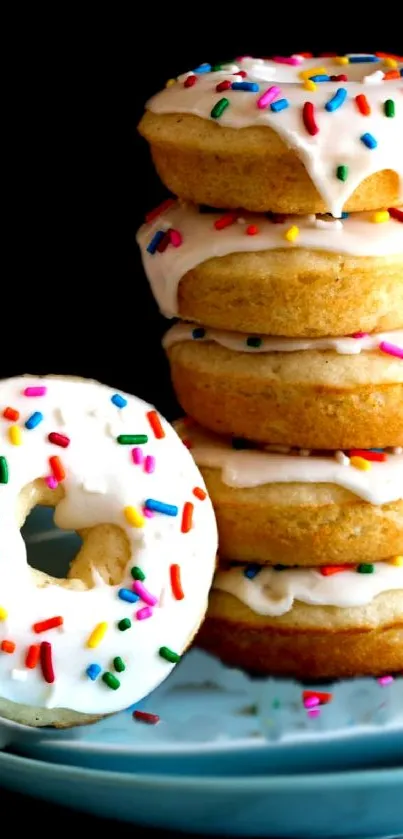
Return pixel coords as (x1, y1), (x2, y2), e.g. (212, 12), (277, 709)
(0, 377), (218, 716)
(136, 202), (403, 320)
(176, 422), (403, 505)
(145, 55), (403, 218)
(213, 562), (403, 616)
(163, 322), (403, 356)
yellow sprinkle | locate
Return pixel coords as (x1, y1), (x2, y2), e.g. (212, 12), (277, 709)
(0, 606), (8, 621)
(165, 78), (176, 88)
(124, 505), (145, 528)
(389, 556), (403, 567)
(304, 80), (317, 92)
(372, 210), (390, 224)
(334, 56), (349, 65)
(285, 225), (300, 243)
(350, 456), (372, 472)
(87, 621), (108, 649)
(384, 58), (398, 69)
(299, 66), (328, 80)
(9, 425), (22, 446)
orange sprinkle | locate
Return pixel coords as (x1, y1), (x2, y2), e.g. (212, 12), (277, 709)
(1, 640), (16, 654)
(3, 407), (19, 421)
(355, 94), (371, 115)
(181, 501), (194, 533)
(376, 52), (403, 61)
(170, 564), (185, 600)
(383, 69), (400, 80)
(320, 565), (350, 577)
(49, 455), (65, 481)
(193, 486), (207, 501)
(25, 644), (40, 669)
(146, 410), (165, 439)
(33, 616), (63, 633)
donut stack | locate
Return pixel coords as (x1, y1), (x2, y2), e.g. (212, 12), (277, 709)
(137, 52), (403, 679)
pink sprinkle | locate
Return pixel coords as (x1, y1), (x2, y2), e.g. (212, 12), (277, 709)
(257, 85), (281, 109)
(378, 675), (394, 686)
(23, 386), (47, 397)
(144, 508), (154, 518)
(308, 708), (321, 719)
(45, 476), (58, 490)
(379, 341), (403, 359)
(169, 229), (182, 248)
(133, 580), (158, 606)
(132, 447), (144, 465)
(304, 696), (320, 709)
(351, 331), (369, 339)
(136, 606), (153, 621)
(273, 55), (303, 66)
(144, 455), (155, 474)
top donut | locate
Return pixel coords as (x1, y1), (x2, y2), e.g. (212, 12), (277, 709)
(138, 53), (403, 217)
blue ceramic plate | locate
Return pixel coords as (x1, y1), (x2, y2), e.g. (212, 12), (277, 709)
(0, 749), (402, 838)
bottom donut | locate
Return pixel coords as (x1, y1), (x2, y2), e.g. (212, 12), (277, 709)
(196, 562), (403, 680)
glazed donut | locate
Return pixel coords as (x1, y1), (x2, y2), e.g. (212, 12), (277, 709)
(175, 421), (403, 567)
(197, 565), (403, 679)
(136, 200), (403, 338)
(138, 54), (403, 216)
(0, 376), (217, 728)
(164, 324), (403, 450)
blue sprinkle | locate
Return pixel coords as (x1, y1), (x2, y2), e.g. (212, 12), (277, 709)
(25, 411), (44, 430)
(341, 212), (349, 219)
(309, 74), (331, 82)
(244, 564), (262, 580)
(145, 499), (179, 517)
(111, 393), (128, 409)
(360, 132), (378, 150)
(147, 230), (165, 254)
(400, 69), (403, 77)
(270, 98), (289, 112)
(192, 327), (206, 340)
(349, 55), (379, 64)
(87, 664), (102, 681)
(325, 88), (347, 112)
(118, 588), (140, 604)
(194, 63), (211, 74)
(231, 81), (260, 92)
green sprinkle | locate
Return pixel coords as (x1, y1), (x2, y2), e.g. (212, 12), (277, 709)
(336, 165), (349, 181)
(114, 656), (126, 673)
(131, 566), (146, 582)
(211, 64), (223, 72)
(118, 617), (131, 631)
(117, 434), (148, 445)
(357, 563), (375, 574)
(272, 699), (281, 709)
(159, 646), (181, 664)
(102, 672), (120, 690)
(384, 99), (395, 118)
(211, 97), (230, 119)
(246, 336), (263, 348)
(0, 456), (9, 484)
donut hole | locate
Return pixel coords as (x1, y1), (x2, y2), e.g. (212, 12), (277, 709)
(19, 479), (131, 590)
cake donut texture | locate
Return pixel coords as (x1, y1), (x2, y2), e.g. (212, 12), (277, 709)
(197, 564), (403, 679)
(136, 200), (403, 337)
(0, 376), (217, 727)
(175, 421), (403, 567)
(138, 55), (403, 216)
(164, 325), (403, 449)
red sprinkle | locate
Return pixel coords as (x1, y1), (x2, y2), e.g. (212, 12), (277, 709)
(184, 74), (197, 88)
(170, 564), (185, 600)
(389, 207), (403, 223)
(355, 94), (371, 116)
(146, 410), (165, 439)
(40, 641), (55, 683)
(193, 486), (207, 501)
(3, 407), (19, 421)
(214, 212), (238, 230)
(349, 449), (387, 462)
(216, 80), (232, 92)
(145, 199), (175, 224)
(181, 501), (194, 533)
(1, 640), (15, 654)
(182, 438), (192, 449)
(169, 228), (183, 247)
(303, 690), (333, 705)
(49, 455), (66, 481)
(302, 102), (319, 135)
(235, 70), (247, 78)
(383, 70), (399, 80)
(246, 224), (259, 235)
(376, 52), (403, 61)
(156, 231), (171, 253)
(133, 710), (160, 725)
(33, 616), (64, 633)
(25, 644), (40, 669)
(48, 432), (70, 448)
(320, 566), (350, 577)
(330, 74), (348, 82)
